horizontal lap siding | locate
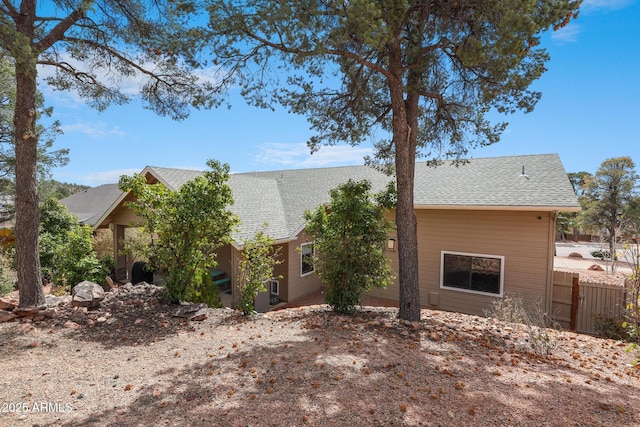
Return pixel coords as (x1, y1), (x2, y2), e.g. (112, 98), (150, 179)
(370, 209), (553, 316)
(286, 232), (323, 302)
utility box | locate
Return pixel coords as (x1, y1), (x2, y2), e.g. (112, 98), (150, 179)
(255, 291), (270, 313)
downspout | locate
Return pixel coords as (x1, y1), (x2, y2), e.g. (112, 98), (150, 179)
(545, 211), (558, 315)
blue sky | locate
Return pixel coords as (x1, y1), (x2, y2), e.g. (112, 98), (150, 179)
(43, 0), (640, 186)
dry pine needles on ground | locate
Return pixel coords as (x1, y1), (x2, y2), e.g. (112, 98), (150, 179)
(0, 281), (638, 427)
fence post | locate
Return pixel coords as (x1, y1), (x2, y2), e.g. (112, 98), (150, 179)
(570, 273), (579, 331)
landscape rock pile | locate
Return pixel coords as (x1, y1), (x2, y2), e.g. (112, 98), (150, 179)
(0, 281), (210, 328)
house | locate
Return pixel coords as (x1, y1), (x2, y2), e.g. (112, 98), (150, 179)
(61, 153), (579, 315)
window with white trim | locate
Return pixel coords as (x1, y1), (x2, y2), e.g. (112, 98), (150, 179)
(300, 242), (315, 276)
(270, 279), (280, 295)
(440, 251), (504, 297)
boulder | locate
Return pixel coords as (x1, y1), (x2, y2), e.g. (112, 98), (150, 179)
(588, 264), (605, 271)
(173, 303), (208, 321)
(568, 252), (583, 258)
(72, 281), (105, 308)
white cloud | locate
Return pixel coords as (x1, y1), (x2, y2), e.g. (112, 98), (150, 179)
(551, 24), (582, 43)
(60, 121), (127, 139)
(254, 142), (373, 169)
(83, 168), (141, 186)
(582, 0), (633, 10)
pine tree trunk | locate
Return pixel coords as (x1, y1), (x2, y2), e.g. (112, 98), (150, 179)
(13, 4), (45, 308)
(388, 44), (420, 322)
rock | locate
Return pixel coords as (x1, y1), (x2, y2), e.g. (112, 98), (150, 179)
(72, 281), (105, 308)
(568, 252), (583, 258)
(173, 303), (208, 321)
(63, 320), (82, 330)
(0, 309), (17, 322)
(45, 295), (71, 308)
(13, 307), (41, 317)
(588, 264), (605, 271)
(0, 298), (17, 311)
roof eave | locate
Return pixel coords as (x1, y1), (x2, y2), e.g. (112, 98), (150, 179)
(414, 204), (581, 212)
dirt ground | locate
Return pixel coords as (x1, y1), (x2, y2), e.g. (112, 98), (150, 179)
(0, 274), (639, 427)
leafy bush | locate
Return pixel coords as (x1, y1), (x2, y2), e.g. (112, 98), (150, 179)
(236, 228), (282, 315)
(39, 199), (107, 291)
(0, 248), (16, 296)
(590, 249), (616, 260)
(119, 160), (238, 304)
(182, 270), (222, 308)
(305, 180), (395, 314)
(39, 198), (78, 282)
(593, 314), (629, 341)
(51, 225), (108, 293)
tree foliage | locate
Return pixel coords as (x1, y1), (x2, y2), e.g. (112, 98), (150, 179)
(305, 179), (395, 314)
(567, 171), (592, 197)
(236, 227), (282, 315)
(39, 198), (107, 292)
(203, 0), (581, 320)
(0, 1), (219, 307)
(557, 171), (592, 239)
(119, 160), (239, 304)
(0, 54), (67, 192)
(579, 157), (639, 269)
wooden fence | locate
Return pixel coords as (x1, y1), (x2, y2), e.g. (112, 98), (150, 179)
(551, 270), (627, 335)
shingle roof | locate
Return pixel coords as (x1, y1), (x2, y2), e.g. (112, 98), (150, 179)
(60, 184), (122, 227)
(151, 153), (579, 242)
(412, 154), (580, 208)
(63, 154), (579, 242)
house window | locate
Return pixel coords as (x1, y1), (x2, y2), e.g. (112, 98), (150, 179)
(270, 279), (280, 296)
(301, 242), (314, 276)
(440, 251), (504, 297)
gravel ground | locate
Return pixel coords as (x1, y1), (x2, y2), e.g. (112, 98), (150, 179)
(0, 278), (638, 427)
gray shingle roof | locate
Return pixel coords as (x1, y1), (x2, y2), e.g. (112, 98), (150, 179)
(60, 184), (122, 227)
(150, 153), (579, 242)
(62, 154), (579, 242)
(412, 154), (579, 208)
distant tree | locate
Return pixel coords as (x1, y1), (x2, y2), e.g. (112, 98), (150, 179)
(1, 1), (218, 308)
(119, 160), (239, 304)
(557, 171), (593, 240)
(628, 196), (640, 233)
(39, 179), (90, 201)
(305, 179), (395, 314)
(579, 157), (639, 269)
(567, 172), (592, 197)
(204, 1), (581, 320)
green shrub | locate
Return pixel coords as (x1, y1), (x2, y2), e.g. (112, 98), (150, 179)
(119, 160), (238, 303)
(40, 199), (107, 290)
(593, 314), (629, 341)
(305, 180), (395, 315)
(0, 248), (16, 296)
(590, 249), (616, 260)
(182, 270), (222, 308)
(236, 228), (282, 315)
